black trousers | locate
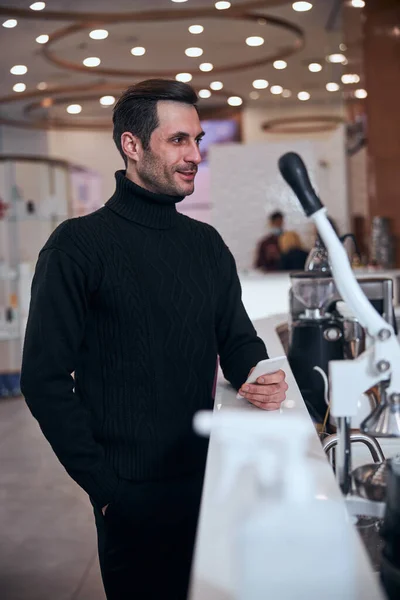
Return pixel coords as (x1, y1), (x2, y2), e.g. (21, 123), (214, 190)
(93, 472), (204, 600)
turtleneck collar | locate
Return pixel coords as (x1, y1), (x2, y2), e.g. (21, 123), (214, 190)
(105, 170), (184, 229)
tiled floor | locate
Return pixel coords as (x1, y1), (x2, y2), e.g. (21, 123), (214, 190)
(0, 397), (106, 600)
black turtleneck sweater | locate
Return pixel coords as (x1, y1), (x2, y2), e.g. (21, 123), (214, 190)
(20, 171), (267, 509)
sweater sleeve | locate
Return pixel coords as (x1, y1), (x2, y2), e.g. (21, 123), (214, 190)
(216, 242), (268, 390)
(20, 225), (120, 509)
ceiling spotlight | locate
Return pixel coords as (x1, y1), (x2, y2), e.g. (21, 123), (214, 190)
(270, 85), (283, 95)
(37, 81), (48, 90)
(199, 89), (211, 99)
(210, 81), (223, 90)
(2, 19), (18, 28)
(282, 89), (292, 98)
(185, 47), (203, 57)
(250, 91), (260, 100)
(199, 63), (213, 72)
(308, 62), (322, 72)
(30, 2), (46, 10)
(326, 82), (340, 92)
(355, 88), (367, 99)
(253, 79), (269, 89)
(36, 34), (49, 44)
(13, 83), (26, 93)
(176, 73), (192, 82)
(215, 1), (231, 9)
(100, 95), (116, 106)
(273, 60), (287, 70)
(341, 73), (360, 84)
(339, 43), (347, 51)
(131, 46), (146, 56)
(228, 96), (243, 106)
(351, 0), (365, 7)
(246, 36), (264, 47)
(292, 2), (313, 11)
(189, 25), (204, 34)
(90, 29), (109, 40)
(171, 0), (189, 2)
(10, 65), (27, 75)
(327, 53), (346, 64)
(83, 57), (101, 67)
(67, 104), (82, 115)
(298, 91), (311, 101)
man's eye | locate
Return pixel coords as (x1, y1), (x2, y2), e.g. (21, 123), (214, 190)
(172, 137), (182, 144)
(196, 139), (202, 145)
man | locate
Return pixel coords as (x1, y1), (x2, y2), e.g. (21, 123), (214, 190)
(254, 210), (285, 272)
(21, 79), (288, 600)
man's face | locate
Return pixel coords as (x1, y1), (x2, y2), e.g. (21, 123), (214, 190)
(135, 101), (204, 197)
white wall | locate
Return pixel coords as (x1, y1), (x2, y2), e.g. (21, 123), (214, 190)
(0, 126), (48, 156)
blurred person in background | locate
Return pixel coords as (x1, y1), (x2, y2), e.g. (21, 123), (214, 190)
(254, 210), (285, 272)
(278, 230), (308, 271)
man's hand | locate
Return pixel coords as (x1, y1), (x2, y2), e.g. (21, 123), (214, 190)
(238, 369), (288, 411)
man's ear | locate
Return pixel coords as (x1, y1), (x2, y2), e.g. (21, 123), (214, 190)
(121, 132), (142, 162)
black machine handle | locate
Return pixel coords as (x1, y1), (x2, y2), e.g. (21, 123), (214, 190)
(278, 152), (324, 216)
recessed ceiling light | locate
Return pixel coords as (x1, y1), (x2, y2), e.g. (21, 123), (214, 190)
(298, 91), (310, 101)
(171, 0), (188, 2)
(309, 62), (322, 72)
(210, 81), (223, 90)
(273, 60), (287, 70)
(36, 34), (49, 44)
(327, 53), (346, 64)
(282, 89), (292, 98)
(83, 57), (101, 67)
(227, 96), (243, 106)
(131, 46), (146, 56)
(30, 2), (46, 10)
(90, 29), (109, 40)
(250, 91), (260, 100)
(189, 25), (204, 34)
(339, 43), (347, 51)
(100, 95), (116, 106)
(10, 65), (27, 75)
(355, 88), (367, 98)
(199, 89), (211, 99)
(351, 0), (365, 7)
(176, 73), (192, 82)
(341, 73), (360, 84)
(215, 1), (231, 9)
(199, 63), (213, 72)
(67, 104), (82, 114)
(326, 82), (340, 92)
(185, 47), (203, 57)
(37, 81), (48, 90)
(292, 2), (312, 11)
(253, 79), (269, 89)
(13, 83), (26, 93)
(270, 85), (283, 95)
(2, 19), (17, 28)
(246, 36), (264, 47)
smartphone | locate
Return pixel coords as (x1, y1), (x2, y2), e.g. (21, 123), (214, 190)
(236, 355), (286, 399)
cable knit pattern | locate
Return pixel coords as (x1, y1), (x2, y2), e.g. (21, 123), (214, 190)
(20, 171), (267, 508)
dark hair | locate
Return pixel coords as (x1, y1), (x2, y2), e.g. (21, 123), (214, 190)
(270, 211), (284, 221)
(113, 79), (198, 164)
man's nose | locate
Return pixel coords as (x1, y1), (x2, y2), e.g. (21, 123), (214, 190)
(185, 141), (202, 165)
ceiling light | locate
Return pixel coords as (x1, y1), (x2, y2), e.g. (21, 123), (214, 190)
(2, 19), (17, 28)
(199, 63), (213, 72)
(227, 96), (243, 106)
(36, 34), (49, 44)
(210, 81), (223, 90)
(355, 88), (367, 98)
(298, 91), (310, 101)
(10, 65), (27, 75)
(270, 85), (283, 95)
(90, 29), (109, 40)
(246, 36), (264, 47)
(131, 46), (146, 56)
(30, 2), (45, 10)
(171, 0), (189, 2)
(37, 81), (48, 90)
(282, 89), (292, 98)
(100, 95), (116, 106)
(351, 0), (365, 7)
(327, 53), (346, 64)
(253, 79), (269, 89)
(199, 89), (211, 99)
(13, 83), (26, 93)
(326, 82), (340, 92)
(83, 57), (101, 67)
(185, 47), (203, 57)
(215, 1), (231, 9)
(340, 43), (347, 51)
(176, 73), (192, 82)
(67, 104), (82, 115)
(273, 60), (287, 70)
(189, 25), (204, 34)
(292, 2), (312, 11)
(250, 91), (260, 100)
(341, 73), (360, 84)
(309, 62), (322, 72)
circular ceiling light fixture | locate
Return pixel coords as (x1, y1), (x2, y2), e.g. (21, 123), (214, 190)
(13, 83), (26, 93)
(83, 57), (101, 67)
(326, 82), (340, 92)
(292, 2), (312, 11)
(351, 0), (365, 7)
(228, 96), (243, 106)
(176, 72), (192, 82)
(30, 2), (46, 10)
(355, 88), (367, 98)
(189, 25), (204, 34)
(250, 91), (260, 100)
(282, 89), (292, 98)
(210, 81), (223, 90)
(67, 104), (82, 114)
(327, 53), (346, 63)
(199, 62), (213, 72)
(10, 65), (28, 75)
(246, 36), (264, 47)
(199, 89), (211, 99)
(131, 46), (146, 56)
(185, 47), (203, 57)
(308, 62), (322, 72)
(253, 79), (269, 89)
(215, 1), (231, 9)
(90, 29), (109, 40)
(100, 95), (116, 106)
(273, 60), (287, 69)
(341, 73), (360, 84)
(271, 85), (283, 95)
(36, 82), (48, 90)
(36, 34), (49, 44)
(298, 91), (310, 100)
(2, 19), (17, 28)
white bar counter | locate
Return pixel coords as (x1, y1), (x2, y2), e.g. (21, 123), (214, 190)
(189, 313), (386, 600)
